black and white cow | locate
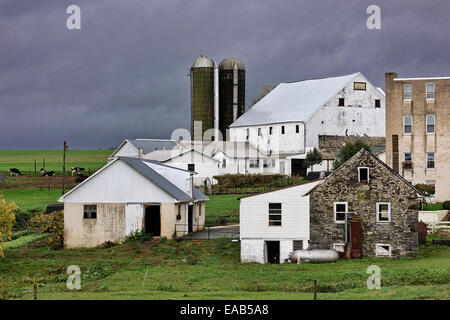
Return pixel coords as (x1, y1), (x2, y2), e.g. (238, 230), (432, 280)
(10, 168), (22, 176)
(40, 168), (55, 176)
(71, 167), (85, 176)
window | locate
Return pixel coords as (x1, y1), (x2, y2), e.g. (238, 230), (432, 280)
(83, 205), (97, 219)
(426, 114), (435, 134)
(426, 180), (436, 187)
(176, 205), (182, 220)
(403, 84), (412, 100)
(338, 98), (345, 106)
(426, 82), (435, 100)
(376, 244), (392, 257)
(354, 82), (367, 90)
(375, 99), (381, 108)
(188, 164), (195, 172)
(403, 153), (412, 169)
(376, 202), (391, 223)
(427, 153), (435, 169)
(222, 159), (226, 168)
(281, 126), (285, 134)
(269, 127), (273, 135)
(403, 115), (412, 134)
(263, 160), (268, 168)
(246, 128), (249, 140)
(249, 159), (260, 168)
(293, 240), (303, 251)
(296, 125), (300, 133)
(269, 203), (282, 226)
(258, 128), (262, 136)
(358, 167), (369, 183)
(334, 202), (347, 223)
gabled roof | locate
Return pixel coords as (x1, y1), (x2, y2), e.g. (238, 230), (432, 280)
(304, 148), (421, 196)
(230, 72), (361, 127)
(239, 179), (323, 200)
(109, 139), (178, 158)
(59, 157), (208, 203)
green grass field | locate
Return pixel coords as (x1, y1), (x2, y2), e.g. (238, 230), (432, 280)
(1, 189), (62, 211)
(0, 149), (111, 174)
(0, 237), (449, 300)
(205, 194), (244, 226)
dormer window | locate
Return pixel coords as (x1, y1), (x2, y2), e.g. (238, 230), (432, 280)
(358, 167), (369, 183)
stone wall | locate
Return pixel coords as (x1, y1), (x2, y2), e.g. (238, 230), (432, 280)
(309, 149), (419, 258)
(319, 135), (385, 159)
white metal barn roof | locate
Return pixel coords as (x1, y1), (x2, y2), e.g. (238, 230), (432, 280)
(230, 72), (361, 128)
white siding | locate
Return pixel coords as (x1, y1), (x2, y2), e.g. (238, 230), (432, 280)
(240, 181), (321, 240)
(63, 160), (175, 204)
(112, 141), (138, 158)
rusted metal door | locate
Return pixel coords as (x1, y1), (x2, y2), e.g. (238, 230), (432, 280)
(350, 217), (362, 259)
(418, 221), (428, 244)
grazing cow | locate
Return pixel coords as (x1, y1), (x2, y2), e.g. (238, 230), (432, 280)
(71, 167), (85, 176)
(10, 168), (22, 176)
(40, 168), (55, 176)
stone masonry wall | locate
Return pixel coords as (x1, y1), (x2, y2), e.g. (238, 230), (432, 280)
(310, 149), (419, 258)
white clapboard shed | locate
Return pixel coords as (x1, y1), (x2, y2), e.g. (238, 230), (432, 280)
(59, 157), (208, 248)
(239, 180), (322, 264)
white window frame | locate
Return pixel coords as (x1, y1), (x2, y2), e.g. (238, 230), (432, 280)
(376, 202), (391, 223)
(426, 114), (435, 134)
(258, 128), (262, 137)
(376, 244), (392, 257)
(281, 126), (285, 134)
(333, 202), (348, 224)
(426, 152), (435, 170)
(268, 203), (282, 227)
(222, 159), (226, 168)
(426, 82), (435, 100)
(358, 167), (370, 183)
(403, 84), (412, 101)
(403, 115), (412, 135)
(83, 204), (97, 219)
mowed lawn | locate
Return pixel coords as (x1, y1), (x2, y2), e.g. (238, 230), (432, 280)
(0, 149), (112, 174)
(0, 238), (449, 300)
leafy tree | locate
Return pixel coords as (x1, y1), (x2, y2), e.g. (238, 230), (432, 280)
(333, 140), (371, 170)
(305, 148), (323, 170)
(31, 210), (64, 249)
(0, 195), (17, 257)
(250, 85), (276, 107)
(414, 184), (435, 197)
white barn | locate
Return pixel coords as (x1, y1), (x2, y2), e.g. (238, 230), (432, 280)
(239, 180), (322, 264)
(229, 72), (386, 176)
(59, 157), (208, 248)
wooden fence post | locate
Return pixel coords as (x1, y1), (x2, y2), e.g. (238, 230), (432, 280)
(33, 284), (37, 300)
(313, 280), (317, 300)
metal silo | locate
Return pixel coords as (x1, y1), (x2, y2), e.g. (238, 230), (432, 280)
(190, 56), (216, 141)
(218, 57), (245, 139)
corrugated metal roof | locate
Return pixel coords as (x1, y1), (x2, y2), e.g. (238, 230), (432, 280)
(128, 139), (178, 154)
(230, 73), (360, 127)
(121, 157), (208, 202)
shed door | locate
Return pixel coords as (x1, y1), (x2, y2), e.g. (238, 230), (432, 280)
(145, 206), (160, 236)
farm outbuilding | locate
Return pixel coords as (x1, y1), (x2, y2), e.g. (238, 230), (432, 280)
(59, 157), (208, 248)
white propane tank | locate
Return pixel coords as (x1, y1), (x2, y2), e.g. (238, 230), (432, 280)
(291, 250), (340, 263)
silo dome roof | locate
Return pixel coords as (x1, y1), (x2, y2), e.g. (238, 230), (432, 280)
(192, 55), (214, 68)
(219, 57), (245, 70)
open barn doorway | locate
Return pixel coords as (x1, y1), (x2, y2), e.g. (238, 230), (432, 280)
(265, 241), (280, 264)
(188, 205), (194, 233)
(291, 159), (307, 176)
(144, 206), (161, 236)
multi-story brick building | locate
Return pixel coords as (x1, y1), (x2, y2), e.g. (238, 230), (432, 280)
(385, 72), (450, 202)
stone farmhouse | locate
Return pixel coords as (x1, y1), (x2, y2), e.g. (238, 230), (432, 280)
(59, 157), (208, 248)
(240, 149), (420, 264)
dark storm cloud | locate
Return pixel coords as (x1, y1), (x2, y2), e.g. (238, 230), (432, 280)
(1, 0), (449, 149)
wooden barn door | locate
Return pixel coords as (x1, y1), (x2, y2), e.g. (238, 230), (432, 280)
(350, 216), (362, 259)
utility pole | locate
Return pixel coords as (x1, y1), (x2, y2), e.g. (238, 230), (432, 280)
(62, 141), (68, 195)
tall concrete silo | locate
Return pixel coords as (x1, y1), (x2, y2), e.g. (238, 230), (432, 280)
(218, 57), (245, 139)
(190, 56), (216, 140)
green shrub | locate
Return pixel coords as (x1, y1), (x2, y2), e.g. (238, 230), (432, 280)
(30, 210), (64, 249)
(125, 230), (152, 243)
(13, 209), (42, 229)
(443, 201), (450, 210)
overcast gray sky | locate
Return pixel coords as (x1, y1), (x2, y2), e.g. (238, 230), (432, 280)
(1, 0), (449, 149)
